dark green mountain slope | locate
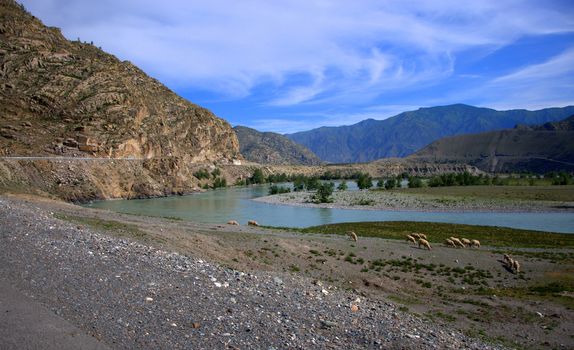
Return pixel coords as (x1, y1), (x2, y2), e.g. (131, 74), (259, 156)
(287, 104), (574, 163)
(234, 126), (322, 165)
(410, 115), (574, 173)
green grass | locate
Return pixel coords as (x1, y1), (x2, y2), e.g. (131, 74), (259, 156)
(300, 221), (574, 248)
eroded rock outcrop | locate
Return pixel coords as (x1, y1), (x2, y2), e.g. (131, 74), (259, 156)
(0, 0), (240, 162)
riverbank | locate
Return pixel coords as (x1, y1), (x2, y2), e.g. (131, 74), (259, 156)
(0, 194), (502, 350)
(2, 193), (573, 349)
(254, 186), (574, 213)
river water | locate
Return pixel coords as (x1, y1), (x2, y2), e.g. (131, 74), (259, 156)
(84, 184), (574, 233)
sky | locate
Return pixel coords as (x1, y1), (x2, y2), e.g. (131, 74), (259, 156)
(20, 0), (574, 133)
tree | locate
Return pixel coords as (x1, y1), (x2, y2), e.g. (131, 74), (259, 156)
(250, 168), (265, 184)
(313, 182), (334, 203)
(305, 177), (320, 191)
(407, 176), (423, 188)
(384, 178), (396, 190)
(376, 179), (384, 188)
(337, 181), (348, 191)
(293, 176), (305, 191)
(356, 173), (373, 190)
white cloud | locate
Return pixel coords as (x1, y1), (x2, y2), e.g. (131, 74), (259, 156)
(20, 0), (574, 109)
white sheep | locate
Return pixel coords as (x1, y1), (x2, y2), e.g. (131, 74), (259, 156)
(227, 220), (240, 226)
(470, 239), (481, 248)
(449, 237), (465, 248)
(406, 234), (417, 245)
(444, 238), (457, 247)
(347, 231), (358, 242)
(461, 238), (471, 247)
(418, 238), (432, 250)
(410, 233), (420, 240)
(248, 220), (259, 226)
(512, 259), (520, 274)
(418, 233), (428, 240)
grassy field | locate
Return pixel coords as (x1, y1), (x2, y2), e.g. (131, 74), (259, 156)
(389, 185), (574, 202)
(300, 221), (574, 249)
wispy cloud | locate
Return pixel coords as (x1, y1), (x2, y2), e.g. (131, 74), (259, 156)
(20, 0), (574, 133)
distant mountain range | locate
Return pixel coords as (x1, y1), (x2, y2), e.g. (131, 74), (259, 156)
(234, 126), (322, 165)
(410, 115), (574, 173)
(286, 104), (574, 163)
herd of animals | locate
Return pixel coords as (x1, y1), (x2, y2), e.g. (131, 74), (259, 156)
(225, 220), (521, 275)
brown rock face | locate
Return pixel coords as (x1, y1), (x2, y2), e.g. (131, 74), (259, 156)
(0, 0), (240, 162)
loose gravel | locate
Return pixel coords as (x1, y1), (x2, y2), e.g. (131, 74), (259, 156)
(254, 190), (570, 213)
(0, 196), (505, 349)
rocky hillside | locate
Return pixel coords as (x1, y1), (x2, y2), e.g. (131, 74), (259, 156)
(0, 0), (240, 162)
(287, 104), (574, 163)
(234, 126), (322, 165)
(410, 115), (574, 173)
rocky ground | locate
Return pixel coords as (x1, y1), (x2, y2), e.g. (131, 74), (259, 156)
(254, 189), (574, 213)
(0, 194), (507, 350)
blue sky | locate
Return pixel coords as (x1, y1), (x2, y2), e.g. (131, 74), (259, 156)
(21, 0), (574, 133)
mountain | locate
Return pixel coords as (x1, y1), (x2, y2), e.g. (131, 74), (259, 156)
(287, 104), (574, 163)
(410, 115), (574, 173)
(234, 126), (322, 165)
(0, 0), (240, 162)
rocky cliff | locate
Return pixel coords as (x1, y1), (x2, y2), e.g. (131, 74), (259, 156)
(0, 0), (240, 162)
(234, 126), (322, 165)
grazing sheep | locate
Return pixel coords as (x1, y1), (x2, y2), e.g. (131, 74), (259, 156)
(418, 238), (432, 250)
(406, 234), (417, 245)
(444, 238), (457, 247)
(503, 254), (512, 264)
(227, 220), (240, 226)
(347, 231), (358, 242)
(470, 239), (481, 248)
(449, 237), (465, 248)
(410, 233), (420, 240)
(248, 220), (259, 226)
(512, 259), (520, 274)
(461, 238), (471, 247)
(418, 233), (428, 240)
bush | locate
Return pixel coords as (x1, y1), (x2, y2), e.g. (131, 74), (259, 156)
(250, 168), (265, 184)
(384, 178), (396, 190)
(211, 168), (221, 178)
(337, 181), (348, 191)
(305, 177), (320, 191)
(193, 169), (210, 180)
(293, 176), (305, 191)
(312, 182), (335, 203)
(269, 185), (291, 195)
(212, 177), (227, 189)
(408, 176), (423, 188)
(356, 173), (373, 190)
(376, 179), (384, 188)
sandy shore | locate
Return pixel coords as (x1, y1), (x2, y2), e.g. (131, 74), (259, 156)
(253, 190), (574, 213)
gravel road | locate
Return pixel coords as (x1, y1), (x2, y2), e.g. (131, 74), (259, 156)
(0, 195), (504, 349)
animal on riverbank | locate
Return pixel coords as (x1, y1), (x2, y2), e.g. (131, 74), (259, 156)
(449, 237), (465, 248)
(418, 233), (427, 240)
(406, 235), (417, 245)
(512, 259), (520, 274)
(410, 233), (420, 240)
(347, 231), (358, 242)
(461, 238), (471, 247)
(503, 254), (512, 264)
(227, 220), (240, 226)
(470, 239), (481, 248)
(444, 238), (457, 247)
(418, 238), (432, 250)
(248, 220), (259, 226)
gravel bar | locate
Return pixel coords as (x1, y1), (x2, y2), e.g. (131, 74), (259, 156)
(0, 196), (505, 349)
